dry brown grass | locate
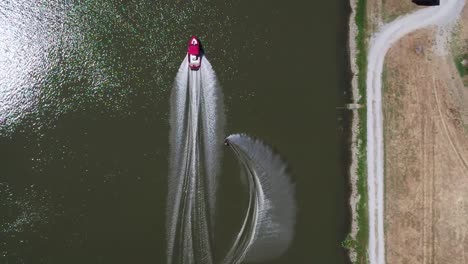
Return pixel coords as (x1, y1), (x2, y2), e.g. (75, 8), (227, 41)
(453, 3), (468, 125)
(383, 25), (468, 264)
(367, 0), (421, 31)
(382, 0), (421, 22)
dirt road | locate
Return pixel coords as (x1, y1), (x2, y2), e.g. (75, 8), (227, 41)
(366, 1), (465, 263)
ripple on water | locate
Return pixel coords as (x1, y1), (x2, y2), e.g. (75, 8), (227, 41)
(0, 1), (247, 261)
(0, 0), (244, 135)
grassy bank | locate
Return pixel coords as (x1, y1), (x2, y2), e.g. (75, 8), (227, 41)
(454, 54), (466, 78)
(343, 0), (369, 263)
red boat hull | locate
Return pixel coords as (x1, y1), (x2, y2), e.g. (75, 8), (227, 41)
(187, 36), (202, 70)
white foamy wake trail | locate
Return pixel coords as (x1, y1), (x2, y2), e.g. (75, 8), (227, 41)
(366, 1), (465, 263)
(223, 134), (296, 264)
(167, 56), (224, 264)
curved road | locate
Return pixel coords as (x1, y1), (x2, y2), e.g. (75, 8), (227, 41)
(366, 0), (465, 263)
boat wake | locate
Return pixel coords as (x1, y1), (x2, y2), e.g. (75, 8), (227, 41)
(167, 56), (224, 264)
(167, 56), (295, 264)
(223, 134), (296, 264)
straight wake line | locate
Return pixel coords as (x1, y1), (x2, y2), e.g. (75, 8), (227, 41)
(167, 56), (224, 264)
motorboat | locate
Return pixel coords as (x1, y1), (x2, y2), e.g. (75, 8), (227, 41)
(188, 36), (202, 70)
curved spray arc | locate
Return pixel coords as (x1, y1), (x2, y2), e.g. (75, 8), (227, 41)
(167, 56), (224, 264)
(223, 134), (296, 264)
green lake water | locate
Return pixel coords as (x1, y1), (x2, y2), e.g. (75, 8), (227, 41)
(0, 1), (351, 263)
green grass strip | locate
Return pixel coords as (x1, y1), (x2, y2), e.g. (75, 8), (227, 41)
(343, 0), (369, 263)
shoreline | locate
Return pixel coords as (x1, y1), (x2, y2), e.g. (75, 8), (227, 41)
(345, 0), (368, 262)
(347, 0), (360, 261)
